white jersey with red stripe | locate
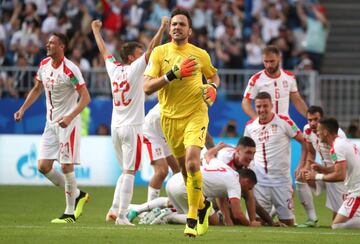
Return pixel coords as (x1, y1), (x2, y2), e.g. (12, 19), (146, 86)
(105, 54), (147, 127)
(331, 137), (360, 195)
(303, 124), (346, 166)
(36, 57), (85, 124)
(202, 159), (241, 199)
(216, 147), (236, 167)
(244, 114), (300, 186)
(243, 69), (298, 116)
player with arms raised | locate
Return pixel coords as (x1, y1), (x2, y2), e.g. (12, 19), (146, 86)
(91, 17), (168, 225)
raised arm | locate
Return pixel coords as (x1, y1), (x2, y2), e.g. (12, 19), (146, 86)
(296, 1), (308, 28)
(204, 142), (229, 163)
(91, 20), (112, 59)
(145, 16), (169, 62)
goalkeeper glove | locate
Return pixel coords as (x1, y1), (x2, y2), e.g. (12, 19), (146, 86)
(201, 83), (217, 106)
(164, 57), (198, 82)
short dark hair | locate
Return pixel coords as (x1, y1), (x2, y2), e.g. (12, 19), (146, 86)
(255, 91), (272, 101)
(171, 8), (192, 28)
(238, 168), (257, 185)
(319, 117), (339, 135)
(263, 45), (280, 56)
(237, 136), (256, 147)
(307, 105), (324, 117)
(120, 42), (143, 64)
(52, 32), (69, 50)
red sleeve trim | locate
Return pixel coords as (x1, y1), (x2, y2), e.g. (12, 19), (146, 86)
(229, 197), (240, 201)
(293, 130), (301, 138)
(75, 83), (85, 90)
(334, 160), (346, 164)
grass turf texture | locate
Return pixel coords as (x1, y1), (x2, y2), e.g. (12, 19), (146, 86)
(0, 186), (359, 244)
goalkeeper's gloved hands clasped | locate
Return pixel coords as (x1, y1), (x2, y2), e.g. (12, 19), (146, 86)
(201, 83), (217, 106)
(165, 57), (198, 82)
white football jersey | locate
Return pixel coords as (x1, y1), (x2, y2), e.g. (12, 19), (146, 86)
(303, 124), (346, 166)
(244, 114), (300, 186)
(105, 54), (146, 127)
(243, 69), (298, 116)
(36, 57), (86, 124)
(201, 160), (241, 200)
(331, 137), (360, 195)
(216, 147), (236, 166)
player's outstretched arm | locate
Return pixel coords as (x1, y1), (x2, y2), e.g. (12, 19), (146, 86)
(204, 142), (228, 163)
(145, 16), (169, 62)
(91, 20), (112, 60)
(14, 79), (43, 122)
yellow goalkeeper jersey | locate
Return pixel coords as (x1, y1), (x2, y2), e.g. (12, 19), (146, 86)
(144, 42), (217, 119)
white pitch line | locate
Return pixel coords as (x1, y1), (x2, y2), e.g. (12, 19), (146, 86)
(0, 225), (360, 237)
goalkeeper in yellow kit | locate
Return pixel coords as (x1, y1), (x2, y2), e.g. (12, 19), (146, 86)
(143, 8), (220, 237)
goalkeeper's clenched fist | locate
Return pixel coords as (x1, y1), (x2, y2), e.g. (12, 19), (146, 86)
(201, 83), (217, 106)
(164, 57), (198, 82)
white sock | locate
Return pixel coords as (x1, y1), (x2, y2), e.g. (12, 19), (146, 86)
(165, 212), (187, 224)
(64, 172), (77, 215)
(147, 186), (161, 202)
(332, 217), (360, 229)
(44, 169), (80, 197)
(45, 168), (65, 187)
(110, 175), (123, 213)
(133, 197), (169, 214)
(118, 174), (135, 218)
(296, 182), (317, 221)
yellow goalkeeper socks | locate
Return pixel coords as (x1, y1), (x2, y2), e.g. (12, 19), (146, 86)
(186, 170), (203, 220)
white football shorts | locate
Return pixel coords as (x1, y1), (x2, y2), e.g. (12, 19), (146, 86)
(337, 193), (360, 218)
(143, 119), (172, 161)
(254, 183), (294, 220)
(112, 124), (143, 171)
(39, 116), (81, 164)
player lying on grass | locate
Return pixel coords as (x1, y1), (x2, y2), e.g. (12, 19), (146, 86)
(204, 137), (284, 227)
(126, 162), (260, 227)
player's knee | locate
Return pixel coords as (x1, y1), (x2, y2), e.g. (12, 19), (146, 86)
(156, 166), (168, 180)
(186, 161), (200, 173)
(37, 163), (51, 175)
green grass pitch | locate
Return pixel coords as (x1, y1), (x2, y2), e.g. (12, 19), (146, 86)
(0, 185), (359, 244)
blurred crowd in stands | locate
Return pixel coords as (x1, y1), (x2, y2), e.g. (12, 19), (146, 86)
(0, 0), (328, 98)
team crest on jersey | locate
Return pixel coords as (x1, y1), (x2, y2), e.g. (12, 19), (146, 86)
(155, 148), (162, 157)
(282, 80), (288, 88)
(271, 124), (278, 133)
